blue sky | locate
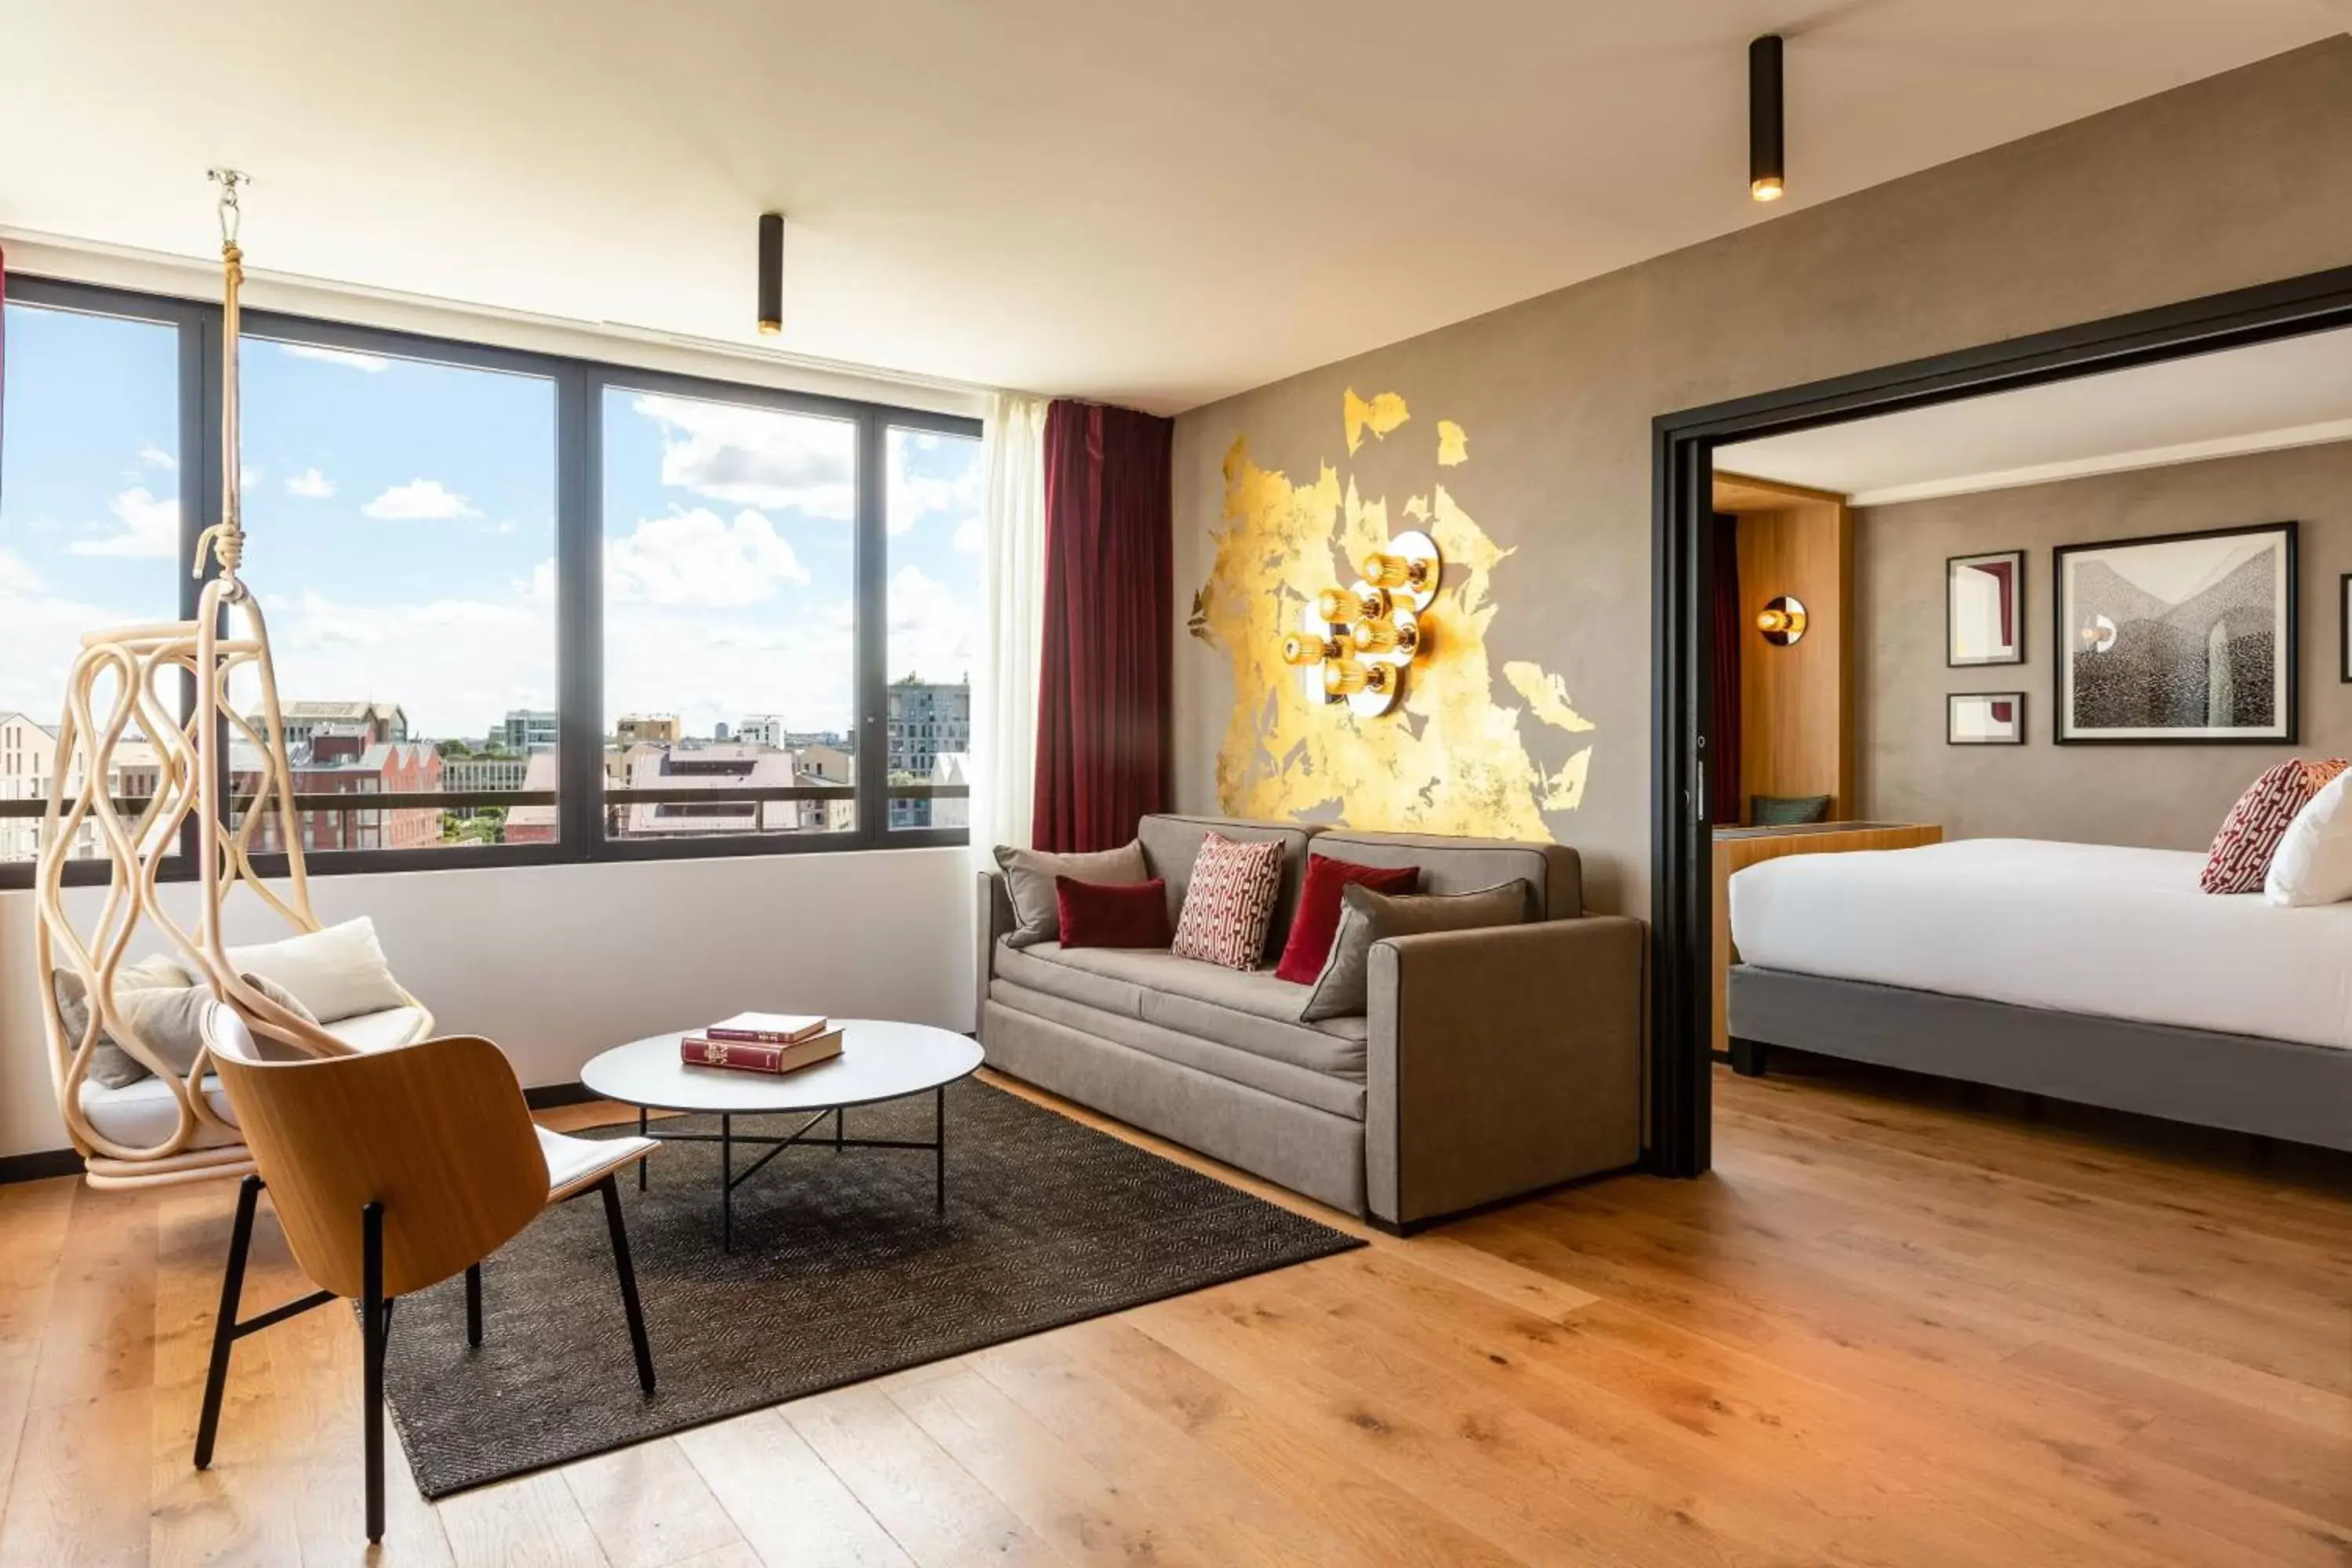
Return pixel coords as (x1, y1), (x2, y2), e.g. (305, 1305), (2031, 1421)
(1, 299), (981, 741)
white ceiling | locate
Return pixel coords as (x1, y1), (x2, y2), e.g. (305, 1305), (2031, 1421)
(1717, 324), (2352, 504)
(2, 2), (2343, 413)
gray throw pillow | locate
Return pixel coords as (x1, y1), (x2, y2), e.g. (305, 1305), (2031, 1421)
(994, 840), (1147, 948)
(53, 966), (318, 1090)
(1299, 878), (1536, 1023)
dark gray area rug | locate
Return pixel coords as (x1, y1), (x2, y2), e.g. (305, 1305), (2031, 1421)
(382, 1076), (1361, 1497)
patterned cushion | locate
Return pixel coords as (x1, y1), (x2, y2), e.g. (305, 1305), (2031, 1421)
(1171, 832), (1287, 971)
(2201, 759), (2350, 894)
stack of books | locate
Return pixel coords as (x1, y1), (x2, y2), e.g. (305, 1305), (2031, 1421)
(680, 1013), (843, 1075)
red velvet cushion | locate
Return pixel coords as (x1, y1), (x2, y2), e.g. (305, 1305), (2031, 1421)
(1054, 876), (1171, 949)
(1274, 855), (1421, 984)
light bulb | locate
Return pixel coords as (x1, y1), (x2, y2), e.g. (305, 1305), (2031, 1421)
(1280, 633), (1336, 668)
(1352, 618), (1419, 657)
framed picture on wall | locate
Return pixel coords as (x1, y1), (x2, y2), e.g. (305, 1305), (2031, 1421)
(1948, 692), (2025, 745)
(1947, 550), (2024, 666)
(2053, 521), (2297, 745)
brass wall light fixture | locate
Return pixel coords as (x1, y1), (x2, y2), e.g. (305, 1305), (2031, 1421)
(1283, 530), (1443, 717)
(1755, 594), (1807, 646)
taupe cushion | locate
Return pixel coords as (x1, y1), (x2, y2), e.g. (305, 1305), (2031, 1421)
(995, 940), (1367, 1080)
(993, 840), (1147, 949)
(54, 964), (315, 1089)
(1301, 879), (1535, 1022)
(990, 980), (1367, 1120)
(1138, 815), (1320, 953)
(1311, 829), (1581, 918)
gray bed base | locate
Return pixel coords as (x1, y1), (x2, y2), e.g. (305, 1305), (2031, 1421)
(1726, 964), (2352, 1153)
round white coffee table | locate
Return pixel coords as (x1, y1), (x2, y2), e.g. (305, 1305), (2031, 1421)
(581, 1019), (984, 1250)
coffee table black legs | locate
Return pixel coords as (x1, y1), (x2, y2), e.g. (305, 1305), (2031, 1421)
(630, 1094), (953, 1250)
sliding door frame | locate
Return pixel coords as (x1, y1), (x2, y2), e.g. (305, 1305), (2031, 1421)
(1648, 263), (2352, 1178)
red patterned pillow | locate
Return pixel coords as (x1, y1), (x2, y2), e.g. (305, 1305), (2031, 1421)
(1054, 877), (1171, 949)
(1171, 833), (1287, 970)
(2202, 759), (2350, 894)
(1274, 855), (1421, 984)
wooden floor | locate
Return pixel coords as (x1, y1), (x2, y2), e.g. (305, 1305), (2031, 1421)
(0, 1062), (2345, 1566)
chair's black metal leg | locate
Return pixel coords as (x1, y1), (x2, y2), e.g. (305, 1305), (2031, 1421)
(935, 1085), (946, 1217)
(720, 1113), (733, 1252)
(361, 1201), (387, 1544)
(465, 1264), (482, 1348)
(637, 1107), (648, 1191)
(834, 1104), (844, 1152)
(598, 1175), (656, 1396)
(194, 1174), (262, 1470)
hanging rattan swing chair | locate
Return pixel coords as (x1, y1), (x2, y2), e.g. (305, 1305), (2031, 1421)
(34, 172), (434, 1189)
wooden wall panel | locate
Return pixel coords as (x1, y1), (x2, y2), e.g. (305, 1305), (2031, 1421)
(1722, 478), (1851, 822)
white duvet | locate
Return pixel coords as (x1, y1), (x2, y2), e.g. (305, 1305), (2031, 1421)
(1728, 838), (2352, 1052)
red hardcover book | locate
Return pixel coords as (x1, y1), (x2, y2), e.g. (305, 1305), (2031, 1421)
(681, 1028), (843, 1075)
(703, 1011), (829, 1045)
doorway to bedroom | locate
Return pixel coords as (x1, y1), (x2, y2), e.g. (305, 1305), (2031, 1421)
(1647, 267), (2352, 1178)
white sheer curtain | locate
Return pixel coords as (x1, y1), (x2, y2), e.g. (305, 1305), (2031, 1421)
(969, 391), (1050, 859)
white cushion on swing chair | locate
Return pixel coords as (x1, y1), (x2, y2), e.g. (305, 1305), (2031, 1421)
(74, 1005), (431, 1150)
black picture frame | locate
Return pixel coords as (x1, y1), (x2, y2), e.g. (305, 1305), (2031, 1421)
(2051, 520), (2298, 746)
(2339, 572), (2350, 684)
(1946, 550), (2026, 667)
(1947, 691), (2026, 745)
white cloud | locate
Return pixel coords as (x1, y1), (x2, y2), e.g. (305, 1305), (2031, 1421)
(887, 468), (981, 539)
(362, 479), (481, 521)
(249, 586), (556, 742)
(631, 394), (854, 517)
(67, 488), (180, 559)
(607, 508), (811, 608)
(885, 564), (976, 686)
(0, 547), (42, 595)
(278, 343), (388, 373)
(241, 463), (263, 492)
(953, 515), (984, 554)
(140, 446), (176, 472)
(285, 467), (336, 499)
(604, 597), (856, 739)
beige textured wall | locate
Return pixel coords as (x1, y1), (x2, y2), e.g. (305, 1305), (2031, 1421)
(1854, 441), (2352, 848)
(1170, 40), (2352, 918)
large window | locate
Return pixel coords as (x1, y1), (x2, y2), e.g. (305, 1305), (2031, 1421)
(884, 426), (982, 830)
(235, 334), (558, 854)
(0, 292), (189, 866)
(601, 387), (858, 842)
(0, 272), (978, 886)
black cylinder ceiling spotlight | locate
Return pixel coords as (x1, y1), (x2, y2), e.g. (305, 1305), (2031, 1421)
(1749, 34), (1785, 202)
(757, 212), (785, 336)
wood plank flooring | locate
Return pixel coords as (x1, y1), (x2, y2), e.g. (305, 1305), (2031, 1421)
(1, 1063), (2344, 1566)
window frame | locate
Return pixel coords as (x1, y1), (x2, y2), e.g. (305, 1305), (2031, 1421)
(0, 271), (980, 887)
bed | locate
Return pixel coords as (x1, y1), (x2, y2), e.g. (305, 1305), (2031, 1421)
(1726, 838), (2352, 1151)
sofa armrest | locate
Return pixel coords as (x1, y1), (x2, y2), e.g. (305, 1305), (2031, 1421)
(975, 869), (1015, 1032)
(1364, 915), (1645, 1229)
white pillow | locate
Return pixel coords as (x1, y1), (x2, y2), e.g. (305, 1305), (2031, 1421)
(227, 916), (409, 1023)
(2265, 771), (2352, 908)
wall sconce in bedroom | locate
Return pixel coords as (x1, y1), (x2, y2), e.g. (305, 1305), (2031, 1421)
(1286, 530), (1443, 717)
(1756, 595), (1807, 646)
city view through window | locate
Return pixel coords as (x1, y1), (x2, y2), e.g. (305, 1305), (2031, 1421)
(0, 298), (980, 862)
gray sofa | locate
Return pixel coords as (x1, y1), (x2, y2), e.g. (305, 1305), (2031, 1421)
(976, 814), (1646, 1232)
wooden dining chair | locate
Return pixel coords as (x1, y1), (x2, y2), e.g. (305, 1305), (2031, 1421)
(193, 1000), (658, 1543)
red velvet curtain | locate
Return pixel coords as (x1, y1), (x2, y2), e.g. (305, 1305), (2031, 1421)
(1031, 399), (1173, 852)
(1708, 512), (1744, 826)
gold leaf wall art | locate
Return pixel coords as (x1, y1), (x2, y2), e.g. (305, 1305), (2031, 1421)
(1193, 392), (1597, 839)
